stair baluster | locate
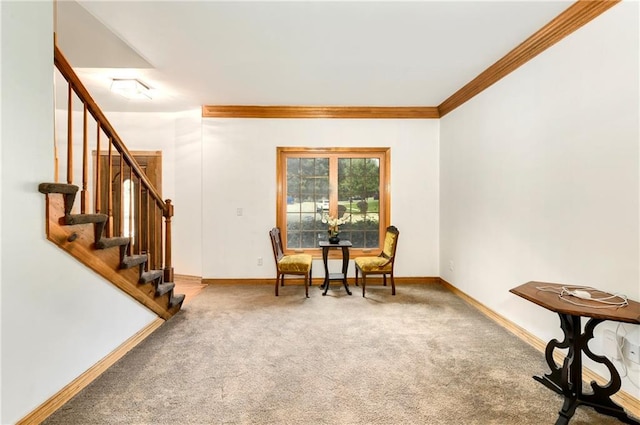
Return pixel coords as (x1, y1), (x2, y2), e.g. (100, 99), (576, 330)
(37, 44), (184, 319)
(81, 104), (89, 213)
(94, 125), (101, 214)
(67, 82), (73, 186)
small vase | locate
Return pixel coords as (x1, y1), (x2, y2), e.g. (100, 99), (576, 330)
(328, 236), (340, 244)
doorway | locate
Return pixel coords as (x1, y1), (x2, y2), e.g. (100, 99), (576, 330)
(94, 150), (163, 269)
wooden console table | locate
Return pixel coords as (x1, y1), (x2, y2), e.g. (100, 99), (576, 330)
(510, 281), (640, 425)
(319, 240), (352, 296)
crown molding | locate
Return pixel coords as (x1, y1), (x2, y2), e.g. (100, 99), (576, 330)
(202, 105), (440, 119)
(438, 0), (621, 117)
(202, 1), (620, 120)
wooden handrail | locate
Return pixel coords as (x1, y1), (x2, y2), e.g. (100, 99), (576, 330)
(54, 43), (173, 280)
(53, 45), (167, 213)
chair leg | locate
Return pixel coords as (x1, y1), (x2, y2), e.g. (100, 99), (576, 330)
(362, 274), (366, 297)
(391, 273), (396, 295)
(355, 267), (359, 286)
(275, 273), (281, 296)
(305, 272), (309, 298)
(383, 275), (387, 286)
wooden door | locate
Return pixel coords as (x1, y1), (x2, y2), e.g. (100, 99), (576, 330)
(94, 151), (163, 269)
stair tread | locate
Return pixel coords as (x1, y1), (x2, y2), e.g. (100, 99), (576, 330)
(121, 254), (147, 269)
(156, 281), (175, 297)
(140, 270), (163, 284)
(169, 293), (186, 308)
(95, 237), (130, 249)
(65, 214), (108, 225)
(38, 183), (79, 195)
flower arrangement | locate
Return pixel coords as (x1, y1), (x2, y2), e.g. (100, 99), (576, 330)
(321, 213), (350, 239)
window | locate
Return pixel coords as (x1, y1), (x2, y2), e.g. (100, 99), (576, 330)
(122, 179), (135, 241)
(277, 147), (390, 256)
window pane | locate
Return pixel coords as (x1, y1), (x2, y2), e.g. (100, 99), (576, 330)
(286, 157), (329, 249)
(337, 158), (380, 248)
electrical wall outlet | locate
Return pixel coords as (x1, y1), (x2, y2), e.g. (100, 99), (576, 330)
(257, 257), (263, 266)
(622, 334), (640, 364)
(448, 260), (454, 272)
(603, 330), (621, 360)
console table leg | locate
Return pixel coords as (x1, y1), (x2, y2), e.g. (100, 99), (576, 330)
(555, 394), (579, 425)
(580, 319), (639, 425)
(536, 314), (639, 425)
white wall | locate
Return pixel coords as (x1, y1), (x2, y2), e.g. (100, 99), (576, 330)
(103, 111), (177, 201)
(1, 3), (158, 423)
(440, 2), (639, 396)
(173, 110), (203, 277)
(202, 118), (440, 279)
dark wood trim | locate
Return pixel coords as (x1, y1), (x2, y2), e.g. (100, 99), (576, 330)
(203, 278), (273, 285)
(202, 105), (440, 119)
(438, 0), (621, 117)
(203, 276), (441, 285)
(392, 276), (440, 285)
(174, 274), (202, 283)
(275, 147), (391, 257)
(202, 2), (620, 121)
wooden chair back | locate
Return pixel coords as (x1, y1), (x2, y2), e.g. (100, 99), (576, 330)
(381, 225), (400, 263)
(269, 227), (285, 263)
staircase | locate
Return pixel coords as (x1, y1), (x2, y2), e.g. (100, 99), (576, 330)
(39, 45), (184, 319)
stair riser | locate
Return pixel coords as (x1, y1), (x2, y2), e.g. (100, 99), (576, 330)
(42, 193), (182, 319)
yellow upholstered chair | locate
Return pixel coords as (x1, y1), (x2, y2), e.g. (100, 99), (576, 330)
(269, 227), (313, 298)
(354, 226), (399, 297)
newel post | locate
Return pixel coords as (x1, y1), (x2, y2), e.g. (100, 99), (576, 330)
(163, 199), (174, 282)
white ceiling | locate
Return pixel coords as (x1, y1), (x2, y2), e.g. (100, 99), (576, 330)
(56, 1), (572, 113)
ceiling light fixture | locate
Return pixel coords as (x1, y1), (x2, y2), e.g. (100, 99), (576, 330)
(110, 78), (153, 100)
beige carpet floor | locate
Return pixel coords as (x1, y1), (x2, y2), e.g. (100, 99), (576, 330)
(43, 283), (633, 424)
